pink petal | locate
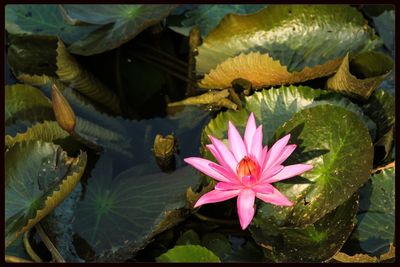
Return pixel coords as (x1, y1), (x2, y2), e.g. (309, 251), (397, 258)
(262, 134), (291, 172)
(209, 162), (239, 183)
(215, 182), (244, 191)
(260, 164), (284, 181)
(206, 144), (238, 179)
(228, 121), (247, 162)
(244, 112), (256, 152)
(250, 125), (263, 159)
(208, 135), (238, 174)
(251, 182), (274, 194)
(184, 157), (232, 183)
(194, 189), (241, 208)
(274, 144), (297, 166)
(256, 186), (293, 206)
(237, 188), (256, 230)
(259, 146), (269, 167)
(264, 164), (313, 183)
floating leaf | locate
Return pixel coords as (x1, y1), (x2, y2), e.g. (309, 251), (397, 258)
(196, 5), (381, 75)
(169, 5), (266, 37)
(268, 105), (373, 226)
(63, 4), (178, 56)
(5, 84), (54, 126)
(156, 245), (220, 262)
(351, 167), (395, 255)
(5, 141), (87, 247)
(168, 89), (237, 110)
(362, 89), (395, 164)
(56, 40), (122, 114)
(251, 194), (359, 262)
(373, 10), (395, 54)
(5, 235), (31, 262)
(201, 233), (231, 259)
(5, 4), (97, 44)
(199, 52), (343, 89)
(41, 184), (84, 262)
(176, 230), (201, 246)
(73, 154), (202, 261)
(5, 121), (69, 148)
(333, 243), (395, 263)
(7, 35), (122, 115)
(202, 86), (375, 151)
(326, 53), (392, 99)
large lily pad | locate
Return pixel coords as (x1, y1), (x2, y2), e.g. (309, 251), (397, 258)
(72, 153), (202, 261)
(5, 4), (97, 44)
(5, 141), (87, 247)
(350, 167), (395, 255)
(202, 86), (376, 152)
(196, 5), (381, 75)
(5, 84), (54, 126)
(63, 4), (178, 56)
(156, 245), (220, 262)
(362, 89), (395, 165)
(198, 52), (343, 89)
(251, 194), (359, 262)
(268, 104), (373, 226)
(169, 4), (266, 37)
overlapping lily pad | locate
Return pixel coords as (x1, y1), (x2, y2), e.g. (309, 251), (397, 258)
(5, 4), (97, 44)
(5, 141), (87, 247)
(63, 4), (178, 55)
(169, 4), (266, 37)
(350, 167), (395, 255)
(202, 86), (376, 153)
(326, 53), (393, 99)
(73, 154), (202, 261)
(362, 89), (395, 164)
(5, 84), (54, 126)
(156, 245), (220, 262)
(251, 194), (359, 262)
(269, 105), (373, 225)
(196, 5), (381, 75)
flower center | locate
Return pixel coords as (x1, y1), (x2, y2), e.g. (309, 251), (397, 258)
(236, 156), (260, 180)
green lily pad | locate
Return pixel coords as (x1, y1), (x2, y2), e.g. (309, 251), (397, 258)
(4, 119), (84, 158)
(156, 245), (221, 262)
(72, 153), (202, 261)
(362, 89), (395, 165)
(176, 230), (201, 245)
(5, 235), (31, 262)
(5, 4), (97, 44)
(63, 4), (178, 56)
(5, 83), (54, 126)
(373, 10), (395, 54)
(196, 5), (381, 75)
(202, 86), (376, 154)
(351, 167), (395, 255)
(7, 35), (122, 115)
(5, 141), (87, 247)
(269, 104), (373, 226)
(251, 194), (359, 262)
(169, 4), (266, 37)
(326, 53), (392, 99)
(201, 233), (231, 259)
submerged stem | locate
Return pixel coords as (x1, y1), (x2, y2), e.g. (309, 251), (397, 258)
(193, 211), (239, 226)
(24, 229), (43, 262)
(35, 223), (65, 263)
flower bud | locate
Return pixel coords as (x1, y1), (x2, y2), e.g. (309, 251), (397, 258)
(51, 84), (76, 133)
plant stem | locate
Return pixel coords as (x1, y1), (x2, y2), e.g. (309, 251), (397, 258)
(35, 223), (65, 263)
(193, 211), (239, 226)
(136, 42), (188, 68)
(24, 230), (43, 262)
(5, 255), (33, 263)
(134, 54), (197, 87)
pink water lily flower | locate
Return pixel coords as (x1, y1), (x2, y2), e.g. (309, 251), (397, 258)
(184, 112), (313, 230)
